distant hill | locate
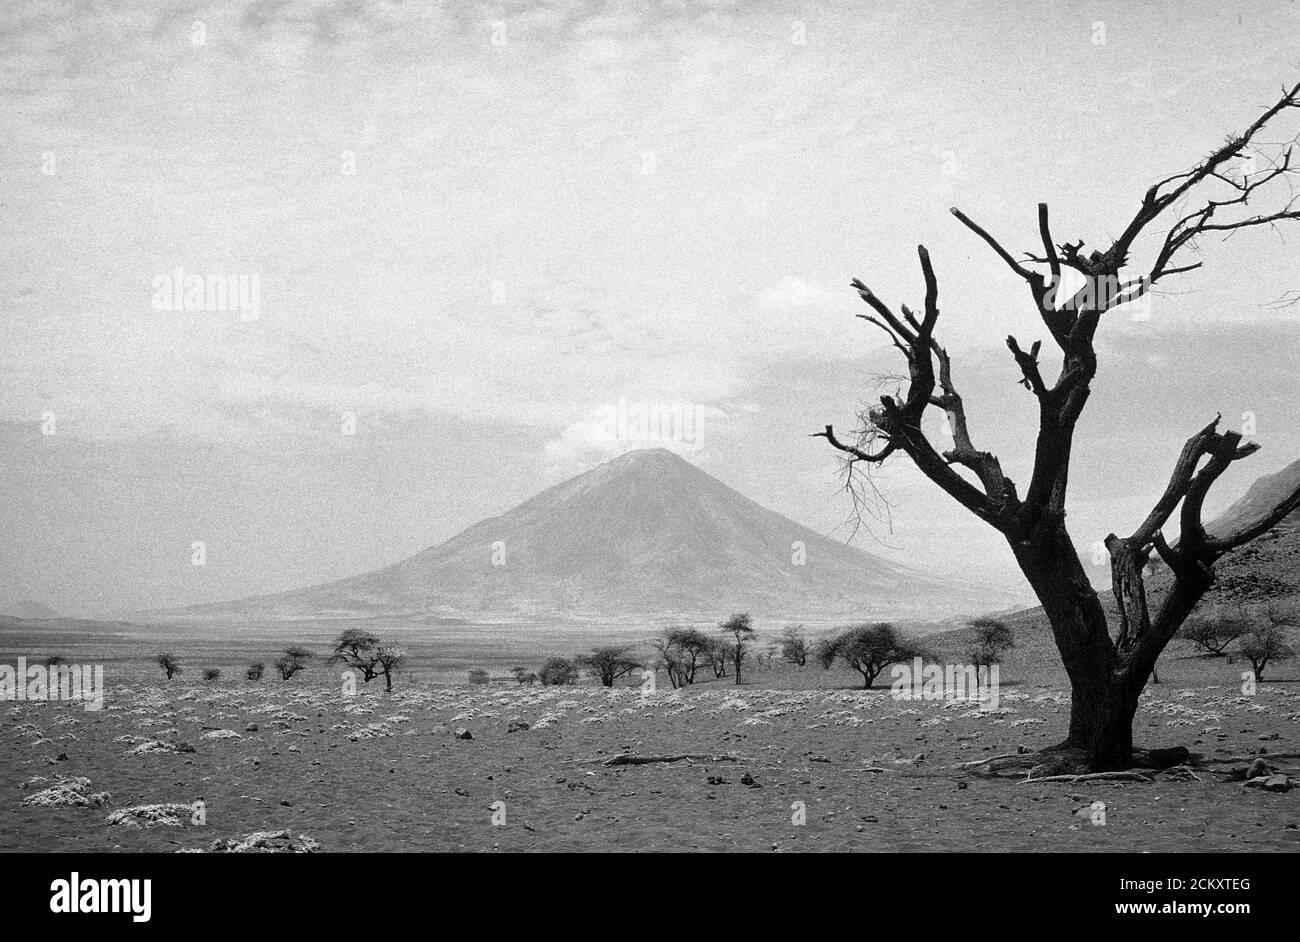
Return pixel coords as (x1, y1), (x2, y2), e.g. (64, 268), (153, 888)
(0, 600), (61, 619)
(963, 458), (1300, 637)
(161, 448), (1016, 622)
(1197, 457), (1300, 604)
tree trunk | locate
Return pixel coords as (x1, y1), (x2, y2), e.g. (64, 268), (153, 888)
(1011, 526), (1138, 769)
(1063, 673), (1140, 769)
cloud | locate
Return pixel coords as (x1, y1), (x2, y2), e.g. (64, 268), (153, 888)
(759, 276), (836, 309)
(542, 398), (731, 470)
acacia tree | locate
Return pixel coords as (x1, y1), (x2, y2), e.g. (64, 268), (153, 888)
(780, 624), (810, 666)
(155, 652), (182, 680)
(721, 613), (755, 685)
(374, 643), (406, 692)
(1237, 625), (1295, 682)
(580, 645), (642, 687)
(1177, 612), (1248, 656)
(705, 638), (731, 679)
(274, 645), (312, 680)
(327, 629), (382, 682)
(651, 627), (711, 687)
(966, 617), (1015, 676)
(818, 81), (1300, 771)
(817, 622), (921, 689)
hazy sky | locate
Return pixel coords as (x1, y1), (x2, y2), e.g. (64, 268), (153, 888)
(2, 0), (1299, 616)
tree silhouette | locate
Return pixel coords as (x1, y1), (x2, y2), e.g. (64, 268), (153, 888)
(818, 81), (1300, 771)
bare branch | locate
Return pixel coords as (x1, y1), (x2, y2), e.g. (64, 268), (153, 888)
(1005, 336), (1047, 397)
(1112, 82), (1300, 292)
(949, 207), (1035, 282)
(813, 424), (895, 464)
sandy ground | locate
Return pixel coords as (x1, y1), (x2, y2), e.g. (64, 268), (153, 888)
(3, 670), (1299, 852)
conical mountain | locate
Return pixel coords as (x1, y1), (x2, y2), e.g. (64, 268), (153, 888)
(175, 448), (1005, 621)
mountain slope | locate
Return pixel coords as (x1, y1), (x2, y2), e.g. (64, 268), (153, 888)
(0, 600), (61, 619)
(1197, 458), (1300, 603)
(172, 449), (1012, 621)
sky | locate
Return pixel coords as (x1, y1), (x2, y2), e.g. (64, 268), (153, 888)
(1, 0), (1299, 616)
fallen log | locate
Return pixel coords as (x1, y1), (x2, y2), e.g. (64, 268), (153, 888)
(956, 753), (1023, 769)
(568, 752), (753, 766)
(1200, 752), (1300, 764)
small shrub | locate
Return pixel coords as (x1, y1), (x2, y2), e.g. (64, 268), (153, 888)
(780, 625), (809, 666)
(246, 663), (265, 681)
(538, 657), (577, 686)
(468, 668), (490, 685)
(155, 653), (182, 680)
(202, 668), (221, 682)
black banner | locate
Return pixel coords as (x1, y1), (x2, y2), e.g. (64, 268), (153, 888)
(5, 852), (1293, 929)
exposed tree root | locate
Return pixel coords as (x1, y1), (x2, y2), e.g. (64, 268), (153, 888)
(956, 753), (1024, 769)
(1019, 771), (1154, 785)
(1161, 764), (1203, 782)
(967, 743), (1193, 780)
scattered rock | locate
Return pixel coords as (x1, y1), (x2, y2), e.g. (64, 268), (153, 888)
(106, 803), (194, 827)
(506, 721), (530, 733)
(22, 776), (110, 808)
(1143, 746), (1191, 769)
(124, 739), (196, 757)
(740, 772), (761, 788)
(1243, 774), (1294, 793)
(190, 830), (319, 853)
(454, 728), (473, 740)
(1247, 758), (1274, 780)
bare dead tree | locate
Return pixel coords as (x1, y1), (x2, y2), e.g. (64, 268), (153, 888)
(817, 80), (1300, 772)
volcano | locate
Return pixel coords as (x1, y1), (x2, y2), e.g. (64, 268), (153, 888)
(170, 448), (1008, 621)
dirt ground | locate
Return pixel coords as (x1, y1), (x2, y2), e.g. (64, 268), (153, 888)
(3, 666), (1298, 852)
